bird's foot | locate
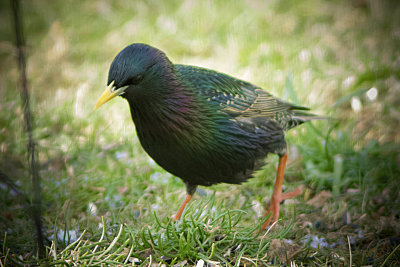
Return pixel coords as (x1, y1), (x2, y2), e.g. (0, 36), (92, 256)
(261, 185), (303, 230)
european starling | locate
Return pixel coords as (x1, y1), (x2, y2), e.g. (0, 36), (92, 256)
(95, 43), (318, 229)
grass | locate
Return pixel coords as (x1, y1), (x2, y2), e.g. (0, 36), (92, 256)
(1, 0), (400, 265)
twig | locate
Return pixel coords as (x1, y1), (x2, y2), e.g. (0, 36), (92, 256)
(10, 0), (45, 259)
(347, 235), (352, 267)
(0, 170), (29, 203)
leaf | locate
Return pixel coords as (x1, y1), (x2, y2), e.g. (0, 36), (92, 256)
(306, 190), (332, 208)
(283, 72), (299, 104)
(268, 239), (302, 263)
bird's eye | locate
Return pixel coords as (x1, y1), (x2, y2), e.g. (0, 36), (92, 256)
(127, 74), (144, 85)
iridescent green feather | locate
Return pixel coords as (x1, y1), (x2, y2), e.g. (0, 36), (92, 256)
(176, 65), (317, 131)
(105, 43), (321, 189)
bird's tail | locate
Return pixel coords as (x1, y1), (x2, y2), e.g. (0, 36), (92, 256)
(287, 105), (328, 130)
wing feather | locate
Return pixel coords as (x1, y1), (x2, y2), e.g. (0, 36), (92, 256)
(176, 64), (315, 130)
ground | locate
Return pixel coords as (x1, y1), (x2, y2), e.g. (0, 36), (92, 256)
(0, 0), (400, 265)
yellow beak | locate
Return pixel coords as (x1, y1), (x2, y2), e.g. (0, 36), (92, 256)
(94, 81), (124, 110)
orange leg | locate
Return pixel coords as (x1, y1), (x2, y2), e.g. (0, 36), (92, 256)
(261, 153), (302, 230)
(171, 194), (193, 223)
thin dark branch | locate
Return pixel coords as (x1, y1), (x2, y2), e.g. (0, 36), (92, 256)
(11, 0), (45, 259)
(0, 170), (29, 203)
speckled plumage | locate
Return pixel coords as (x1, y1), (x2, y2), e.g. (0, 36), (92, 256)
(105, 43), (316, 196)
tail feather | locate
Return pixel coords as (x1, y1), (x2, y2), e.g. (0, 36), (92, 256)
(286, 108), (328, 130)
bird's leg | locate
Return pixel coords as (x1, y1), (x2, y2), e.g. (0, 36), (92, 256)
(171, 194), (193, 223)
(172, 183), (197, 223)
(261, 153), (302, 230)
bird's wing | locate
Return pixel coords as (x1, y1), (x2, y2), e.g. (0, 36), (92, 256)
(176, 65), (312, 129)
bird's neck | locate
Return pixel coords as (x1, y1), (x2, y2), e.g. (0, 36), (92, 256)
(127, 77), (202, 139)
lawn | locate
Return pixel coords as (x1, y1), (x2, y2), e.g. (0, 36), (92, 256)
(1, 0), (400, 265)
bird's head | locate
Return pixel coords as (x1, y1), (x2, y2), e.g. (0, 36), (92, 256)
(94, 43), (171, 110)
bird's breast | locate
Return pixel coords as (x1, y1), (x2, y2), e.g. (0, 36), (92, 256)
(129, 99), (214, 151)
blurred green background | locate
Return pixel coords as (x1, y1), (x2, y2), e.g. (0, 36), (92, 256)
(1, 0), (400, 265)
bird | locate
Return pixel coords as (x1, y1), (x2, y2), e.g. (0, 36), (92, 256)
(94, 43), (318, 229)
